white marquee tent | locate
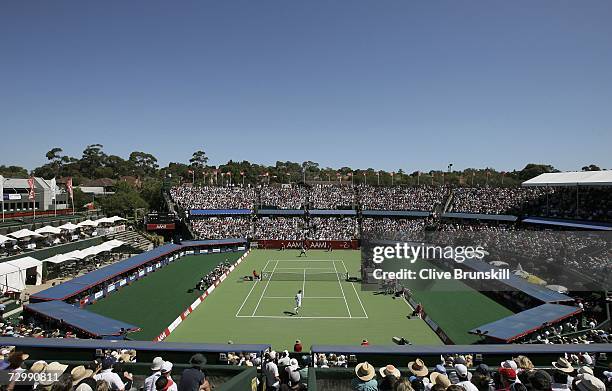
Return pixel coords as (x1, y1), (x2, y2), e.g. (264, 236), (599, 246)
(522, 171), (612, 187)
(0, 256), (43, 292)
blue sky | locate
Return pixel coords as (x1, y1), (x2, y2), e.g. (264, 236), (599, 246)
(1, 0), (611, 172)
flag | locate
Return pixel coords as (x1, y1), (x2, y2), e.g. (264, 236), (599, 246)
(50, 178), (57, 200)
(28, 177), (35, 200)
(67, 177), (74, 200)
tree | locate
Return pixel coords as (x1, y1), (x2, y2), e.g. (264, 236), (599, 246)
(45, 147), (63, 162)
(81, 144), (107, 178)
(581, 164), (601, 171)
(190, 150), (209, 168)
(0, 165), (28, 178)
(99, 181), (148, 217)
(129, 151), (159, 176)
(518, 164), (558, 181)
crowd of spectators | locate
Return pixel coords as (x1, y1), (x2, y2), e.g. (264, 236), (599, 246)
(310, 184), (356, 210)
(170, 186), (256, 210)
(255, 217), (308, 240)
(0, 347), (214, 391)
(191, 217), (253, 240)
(346, 354), (610, 391)
(362, 218), (429, 235)
(522, 187), (612, 222)
(309, 217), (358, 240)
(358, 186), (448, 211)
(450, 187), (548, 215)
(260, 186), (307, 209)
(196, 260), (233, 291)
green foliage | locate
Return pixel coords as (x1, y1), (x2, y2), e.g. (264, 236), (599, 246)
(518, 164), (558, 181)
(0, 165), (29, 178)
(99, 181), (148, 217)
(189, 150), (208, 168)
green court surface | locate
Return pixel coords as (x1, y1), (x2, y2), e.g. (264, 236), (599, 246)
(166, 250), (442, 349)
(393, 260), (514, 344)
(85, 252), (241, 340)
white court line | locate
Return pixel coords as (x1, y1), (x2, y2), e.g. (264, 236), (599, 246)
(236, 315), (367, 319)
(251, 260), (278, 316)
(235, 259), (270, 317)
(273, 267), (336, 270)
(341, 260), (369, 319)
(333, 260), (351, 318)
(264, 296), (345, 299)
(275, 260), (338, 262)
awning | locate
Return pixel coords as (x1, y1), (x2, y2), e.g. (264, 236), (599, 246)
(8, 229), (43, 239)
(35, 226), (63, 235)
(0, 235), (16, 244)
(58, 223), (79, 231)
(77, 220), (98, 228)
(44, 254), (77, 264)
(62, 250), (89, 260)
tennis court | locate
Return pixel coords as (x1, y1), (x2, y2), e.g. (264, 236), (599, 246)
(235, 258), (367, 319)
(166, 249), (442, 348)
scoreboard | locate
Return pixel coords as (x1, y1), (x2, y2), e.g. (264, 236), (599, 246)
(145, 212), (177, 231)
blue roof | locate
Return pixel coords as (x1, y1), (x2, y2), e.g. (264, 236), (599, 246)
(0, 336), (269, 353)
(522, 216), (612, 231)
(190, 209), (252, 216)
(442, 212), (518, 221)
(310, 209), (357, 216)
(31, 239), (247, 301)
(469, 304), (582, 342)
(462, 259), (574, 303)
(362, 210), (431, 217)
(257, 209), (305, 215)
(24, 301), (139, 337)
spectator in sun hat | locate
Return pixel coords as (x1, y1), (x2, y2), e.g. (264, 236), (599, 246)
(278, 350), (291, 366)
(282, 358), (303, 390)
(72, 365), (95, 388)
(159, 361), (177, 391)
(430, 372), (451, 390)
(500, 360), (518, 371)
(551, 357), (574, 391)
(378, 364), (401, 390)
(577, 367), (593, 376)
(573, 373), (605, 391)
(351, 361), (377, 391)
(409, 358), (429, 378)
(145, 357), (165, 391)
(178, 353), (208, 391)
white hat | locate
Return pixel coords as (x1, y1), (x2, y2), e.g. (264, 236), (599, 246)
(455, 364), (468, 377)
(289, 358), (299, 371)
(151, 356), (164, 371)
(501, 360), (518, 370)
(269, 351), (277, 360)
(161, 361), (173, 373)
